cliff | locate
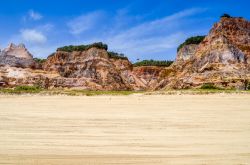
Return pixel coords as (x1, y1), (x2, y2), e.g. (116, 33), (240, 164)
(176, 44), (198, 62)
(132, 66), (167, 90)
(167, 17), (250, 89)
(1, 16), (250, 91)
(0, 43), (160, 90)
(0, 43), (37, 68)
(43, 47), (147, 90)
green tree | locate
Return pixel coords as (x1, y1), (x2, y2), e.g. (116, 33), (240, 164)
(221, 13), (232, 18)
(107, 51), (128, 60)
(57, 42), (108, 52)
(200, 83), (220, 90)
(133, 60), (173, 67)
(177, 36), (206, 52)
(34, 58), (46, 64)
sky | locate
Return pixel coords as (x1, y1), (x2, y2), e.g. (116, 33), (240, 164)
(0, 0), (249, 62)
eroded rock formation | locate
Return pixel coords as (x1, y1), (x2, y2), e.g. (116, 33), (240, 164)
(43, 47), (146, 90)
(176, 44), (198, 62)
(166, 17), (250, 89)
(132, 66), (167, 90)
(0, 43), (37, 68)
(0, 45), (148, 90)
(0, 16), (249, 90)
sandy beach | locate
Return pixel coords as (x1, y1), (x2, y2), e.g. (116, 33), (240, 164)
(0, 94), (250, 164)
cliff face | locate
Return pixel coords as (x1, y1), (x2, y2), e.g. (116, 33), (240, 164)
(167, 17), (250, 89)
(1, 17), (250, 90)
(0, 45), (152, 90)
(43, 47), (146, 90)
(2, 43), (33, 59)
(194, 17), (250, 65)
(208, 17), (250, 60)
(0, 43), (37, 68)
(132, 66), (167, 90)
(176, 44), (198, 62)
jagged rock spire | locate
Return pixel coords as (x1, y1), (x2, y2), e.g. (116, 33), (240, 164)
(0, 43), (37, 68)
(2, 43), (33, 59)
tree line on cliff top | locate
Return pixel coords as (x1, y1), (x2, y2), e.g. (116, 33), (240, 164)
(133, 60), (173, 67)
(176, 14), (238, 52)
(57, 42), (128, 60)
(57, 42), (175, 67)
(177, 36), (206, 52)
(37, 37), (204, 67)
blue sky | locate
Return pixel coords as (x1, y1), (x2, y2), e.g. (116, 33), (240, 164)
(0, 0), (249, 62)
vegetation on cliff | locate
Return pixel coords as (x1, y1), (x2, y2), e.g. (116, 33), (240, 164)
(56, 42), (128, 60)
(177, 36), (206, 52)
(221, 13), (232, 18)
(57, 42), (108, 52)
(107, 51), (128, 60)
(220, 14), (244, 19)
(47, 52), (55, 59)
(133, 60), (173, 67)
(34, 58), (46, 64)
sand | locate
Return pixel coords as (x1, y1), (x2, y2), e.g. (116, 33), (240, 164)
(0, 94), (250, 165)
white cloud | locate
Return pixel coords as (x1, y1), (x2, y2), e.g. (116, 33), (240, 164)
(29, 10), (43, 20)
(109, 8), (205, 40)
(43, 8), (207, 60)
(100, 8), (207, 60)
(21, 29), (47, 43)
(12, 8), (207, 60)
(66, 8), (207, 61)
(67, 11), (105, 35)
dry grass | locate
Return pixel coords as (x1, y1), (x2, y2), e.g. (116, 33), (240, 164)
(0, 86), (249, 96)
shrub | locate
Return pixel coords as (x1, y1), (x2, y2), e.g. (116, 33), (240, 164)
(177, 36), (206, 52)
(133, 60), (174, 67)
(14, 86), (42, 92)
(57, 42), (108, 52)
(221, 13), (232, 18)
(200, 83), (220, 90)
(108, 51), (128, 60)
(0, 86), (43, 94)
(47, 52), (55, 59)
(55, 43), (129, 60)
(90, 42), (108, 50)
(34, 58), (46, 64)
(239, 45), (250, 52)
(160, 68), (175, 78)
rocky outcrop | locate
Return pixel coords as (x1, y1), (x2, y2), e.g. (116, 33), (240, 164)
(176, 44), (198, 62)
(2, 43), (33, 59)
(194, 17), (250, 65)
(0, 43), (37, 68)
(0, 66), (59, 87)
(43, 47), (146, 90)
(0, 44), (149, 90)
(1, 16), (250, 91)
(132, 66), (166, 89)
(167, 17), (250, 89)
